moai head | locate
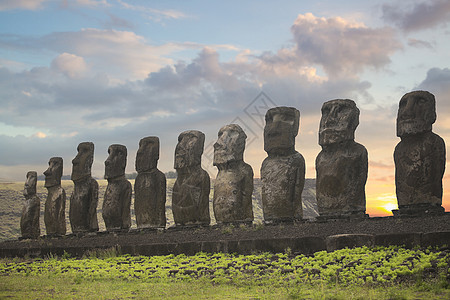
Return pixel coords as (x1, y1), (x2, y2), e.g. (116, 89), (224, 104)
(136, 136), (160, 173)
(264, 107), (300, 156)
(174, 130), (205, 169)
(213, 124), (247, 166)
(44, 157), (63, 188)
(71, 142), (94, 182)
(23, 171), (37, 198)
(319, 99), (360, 146)
(397, 91), (436, 137)
(104, 144), (127, 180)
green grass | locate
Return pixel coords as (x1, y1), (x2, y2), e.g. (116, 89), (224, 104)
(1, 246), (449, 299)
(2, 275), (448, 299)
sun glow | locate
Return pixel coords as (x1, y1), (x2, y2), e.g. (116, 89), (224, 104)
(383, 203), (398, 213)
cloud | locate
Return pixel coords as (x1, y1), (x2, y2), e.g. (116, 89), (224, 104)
(104, 13), (134, 29)
(0, 28), (189, 80)
(0, 12), (405, 180)
(117, 0), (188, 23)
(407, 38), (435, 49)
(73, 0), (109, 7)
(33, 132), (47, 138)
(382, 0), (450, 32)
(288, 13), (402, 78)
(0, 0), (49, 11)
(416, 67), (450, 117)
(51, 53), (88, 78)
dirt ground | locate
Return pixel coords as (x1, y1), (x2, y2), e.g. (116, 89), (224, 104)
(1, 214), (449, 252)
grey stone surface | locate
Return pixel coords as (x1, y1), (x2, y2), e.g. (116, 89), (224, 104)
(261, 107), (305, 222)
(213, 124), (254, 224)
(103, 144), (132, 231)
(326, 234), (374, 251)
(69, 142), (99, 233)
(316, 99), (368, 218)
(134, 137), (166, 229)
(172, 130), (210, 226)
(20, 171), (40, 239)
(44, 157), (66, 236)
(394, 91), (446, 216)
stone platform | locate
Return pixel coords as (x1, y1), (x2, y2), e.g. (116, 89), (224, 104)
(1, 214), (449, 258)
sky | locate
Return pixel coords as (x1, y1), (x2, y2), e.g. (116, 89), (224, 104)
(0, 0), (449, 216)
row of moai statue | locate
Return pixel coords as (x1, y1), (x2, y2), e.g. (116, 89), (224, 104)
(20, 91), (446, 239)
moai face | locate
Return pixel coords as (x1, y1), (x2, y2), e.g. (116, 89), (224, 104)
(213, 124), (246, 165)
(71, 142), (94, 182)
(44, 157), (63, 188)
(136, 136), (159, 173)
(397, 91), (436, 137)
(319, 99), (359, 146)
(174, 130), (205, 169)
(264, 107), (300, 155)
(104, 144), (127, 179)
(23, 171), (37, 197)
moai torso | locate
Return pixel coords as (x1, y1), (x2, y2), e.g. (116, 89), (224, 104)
(20, 171), (40, 239)
(316, 99), (368, 218)
(172, 130), (210, 226)
(261, 107), (305, 222)
(213, 124), (254, 224)
(70, 177), (99, 233)
(44, 157), (66, 236)
(134, 137), (166, 229)
(69, 142), (99, 233)
(102, 144), (132, 230)
(394, 91), (446, 214)
(261, 152), (305, 220)
(395, 132), (445, 206)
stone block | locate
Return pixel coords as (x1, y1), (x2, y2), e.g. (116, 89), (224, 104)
(374, 233), (421, 248)
(326, 234), (374, 251)
(421, 231), (450, 247)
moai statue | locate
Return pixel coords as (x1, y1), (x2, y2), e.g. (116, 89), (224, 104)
(172, 130), (210, 226)
(213, 124), (254, 224)
(134, 137), (166, 229)
(69, 142), (99, 233)
(261, 107), (305, 223)
(393, 91), (446, 216)
(44, 157), (66, 236)
(20, 171), (40, 239)
(316, 99), (368, 219)
(103, 144), (132, 231)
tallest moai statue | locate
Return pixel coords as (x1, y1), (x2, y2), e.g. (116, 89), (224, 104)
(261, 107), (305, 223)
(393, 91), (446, 216)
